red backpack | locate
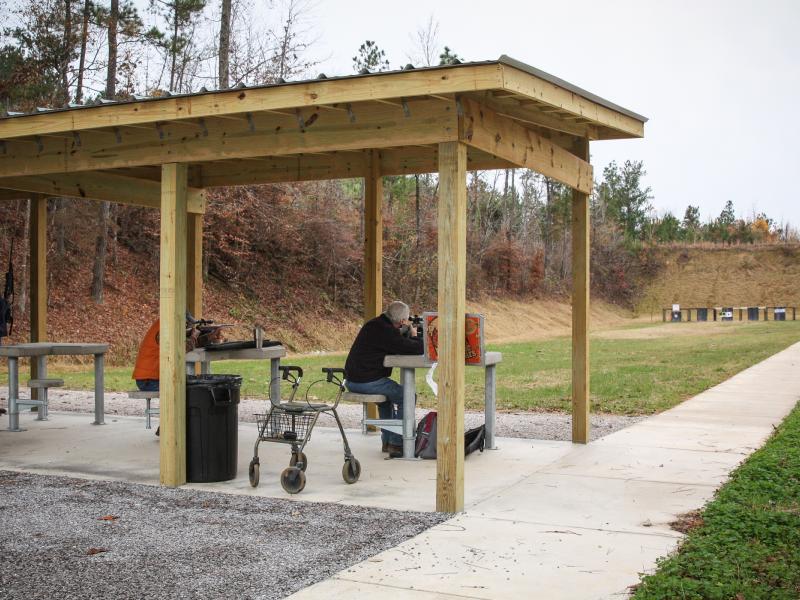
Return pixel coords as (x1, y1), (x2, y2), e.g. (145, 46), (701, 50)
(414, 411), (438, 459)
(414, 411), (486, 459)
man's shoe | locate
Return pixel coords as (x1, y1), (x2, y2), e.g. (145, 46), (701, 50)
(155, 426), (160, 437)
(386, 443), (403, 458)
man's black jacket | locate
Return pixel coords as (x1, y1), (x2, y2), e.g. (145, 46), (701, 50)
(345, 314), (423, 383)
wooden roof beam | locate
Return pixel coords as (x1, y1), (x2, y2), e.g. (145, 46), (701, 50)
(0, 172), (206, 213)
(0, 97), (460, 178)
(0, 64), (505, 139)
(459, 97), (592, 193)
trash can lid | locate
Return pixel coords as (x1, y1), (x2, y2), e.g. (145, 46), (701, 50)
(187, 374), (243, 388)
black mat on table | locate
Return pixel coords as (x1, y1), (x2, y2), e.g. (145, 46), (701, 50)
(203, 340), (282, 351)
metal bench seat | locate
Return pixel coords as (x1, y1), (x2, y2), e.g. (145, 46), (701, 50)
(127, 390), (160, 429)
(341, 391), (402, 436)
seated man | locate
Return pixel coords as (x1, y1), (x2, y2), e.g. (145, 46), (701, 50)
(344, 300), (423, 455)
(132, 311), (199, 393)
(132, 311), (206, 436)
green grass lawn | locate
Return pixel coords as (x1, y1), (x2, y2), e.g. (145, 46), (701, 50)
(2, 321), (798, 415)
(632, 402), (800, 599)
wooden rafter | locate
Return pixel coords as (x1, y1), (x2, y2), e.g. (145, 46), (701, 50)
(467, 92), (601, 139)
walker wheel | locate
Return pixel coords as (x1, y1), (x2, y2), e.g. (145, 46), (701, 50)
(248, 459), (260, 488)
(290, 451), (308, 472)
(342, 458), (361, 484)
(280, 467), (306, 494)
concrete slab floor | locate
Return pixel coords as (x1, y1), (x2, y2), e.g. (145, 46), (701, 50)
(0, 412), (574, 513)
(290, 341), (800, 600)
(2, 341), (799, 599)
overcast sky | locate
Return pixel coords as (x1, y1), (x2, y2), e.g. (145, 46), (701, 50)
(303, 0), (800, 226)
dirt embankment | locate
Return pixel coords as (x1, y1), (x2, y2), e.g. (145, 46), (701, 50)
(636, 245), (800, 316)
(0, 232), (634, 364)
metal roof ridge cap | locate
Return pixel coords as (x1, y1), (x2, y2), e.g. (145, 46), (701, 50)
(498, 54), (648, 123)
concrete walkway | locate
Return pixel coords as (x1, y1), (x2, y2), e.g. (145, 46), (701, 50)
(1, 342), (798, 599)
(290, 342), (800, 600)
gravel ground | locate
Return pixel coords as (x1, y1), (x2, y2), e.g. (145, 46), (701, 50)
(0, 470), (448, 600)
(0, 388), (644, 599)
(0, 386), (646, 441)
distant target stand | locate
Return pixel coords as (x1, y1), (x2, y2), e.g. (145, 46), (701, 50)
(662, 304), (796, 322)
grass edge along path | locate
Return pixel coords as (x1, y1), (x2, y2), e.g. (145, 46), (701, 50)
(632, 401), (800, 600)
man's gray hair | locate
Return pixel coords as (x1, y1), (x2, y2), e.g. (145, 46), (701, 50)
(384, 301), (410, 324)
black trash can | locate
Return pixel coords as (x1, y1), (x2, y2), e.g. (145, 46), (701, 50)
(747, 307), (760, 321)
(186, 374), (242, 483)
(696, 308), (708, 321)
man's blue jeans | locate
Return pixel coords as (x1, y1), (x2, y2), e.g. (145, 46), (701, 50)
(136, 379), (159, 392)
(345, 377), (408, 446)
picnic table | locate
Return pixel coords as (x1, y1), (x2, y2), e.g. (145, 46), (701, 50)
(1, 342), (108, 431)
(383, 352), (502, 459)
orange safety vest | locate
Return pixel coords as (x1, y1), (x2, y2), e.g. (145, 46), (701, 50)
(132, 319), (160, 381)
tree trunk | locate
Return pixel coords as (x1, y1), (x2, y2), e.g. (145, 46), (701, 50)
(110, 204), (118, 267)
(18, 200), (29, 315)
(543, 179), (552, 275)
(55, 198), (66, 258)
(414, 174), (420, 246)
(218, 0), (231, 88)
(170, 4), (179, 91)
(75, 0), (90, 103)
(61, 0), (73, 105)
(91, 201), (110, 303)
(106, 0), (119, 98)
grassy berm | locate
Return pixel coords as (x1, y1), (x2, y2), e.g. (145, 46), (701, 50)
(632, 402), (800, 599)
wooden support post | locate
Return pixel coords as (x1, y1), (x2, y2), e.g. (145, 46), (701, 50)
(436, 141), (467, 513)
(571, 138), (591, 444)
(363, 150), (383, 427)
(187, 213), (203, 320)
(364, 150), (383, 319)
(160, 163), (188, 487)
(29, 195), (47, 397)
(187, 212), (203, 376)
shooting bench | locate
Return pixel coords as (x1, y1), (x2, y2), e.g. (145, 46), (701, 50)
(127, 390), (160, 429)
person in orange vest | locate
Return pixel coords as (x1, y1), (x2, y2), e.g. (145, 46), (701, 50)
(133, 312), (201, 437)
(132, 311), (200, 393)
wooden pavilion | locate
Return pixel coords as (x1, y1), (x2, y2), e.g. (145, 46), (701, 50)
(0, 56), (646, 512)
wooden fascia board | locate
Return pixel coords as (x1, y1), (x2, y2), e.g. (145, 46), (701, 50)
(0, 98), (460, 178)
(501, 64), (645, 139)
(0, 65), (503, 140)
(459, 98), (593, 193)
(0, 172), (206, 213)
